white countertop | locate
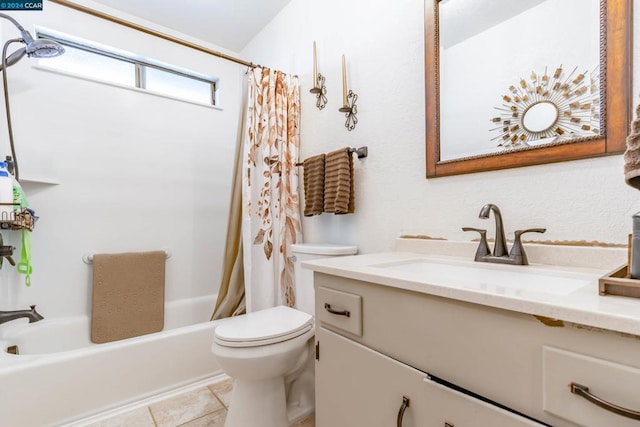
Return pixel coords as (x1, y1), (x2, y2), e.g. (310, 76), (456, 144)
(301, 239), (640, 336)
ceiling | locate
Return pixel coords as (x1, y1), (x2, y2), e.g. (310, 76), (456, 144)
(89, 0), (294, 52)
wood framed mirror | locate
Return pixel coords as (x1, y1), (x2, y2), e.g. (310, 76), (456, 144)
(425, 0), (632, 178)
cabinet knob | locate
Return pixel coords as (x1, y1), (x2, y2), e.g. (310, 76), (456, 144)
(396, 395), (410, 427)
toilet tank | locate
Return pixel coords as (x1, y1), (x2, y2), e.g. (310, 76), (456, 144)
(291, 243), (357, 316)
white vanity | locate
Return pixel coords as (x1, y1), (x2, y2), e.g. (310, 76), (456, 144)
(304, 238), (640, 427)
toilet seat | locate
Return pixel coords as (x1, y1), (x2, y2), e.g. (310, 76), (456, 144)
(214, 306), (314, 348)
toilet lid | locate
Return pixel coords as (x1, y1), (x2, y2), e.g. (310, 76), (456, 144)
(214, 306), (313, 348)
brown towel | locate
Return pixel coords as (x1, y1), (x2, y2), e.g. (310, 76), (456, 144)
(624, 103), (640, 189)
(303, 154), (326, 216)
(91, 251), (166, 343)
(324, 147), (355, 214)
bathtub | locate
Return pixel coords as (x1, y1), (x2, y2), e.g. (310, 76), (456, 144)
(0, 295), (223, 427)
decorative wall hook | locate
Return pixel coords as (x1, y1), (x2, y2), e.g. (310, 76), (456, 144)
(309, 41), (327, 110)
(339, 54), (358, 131)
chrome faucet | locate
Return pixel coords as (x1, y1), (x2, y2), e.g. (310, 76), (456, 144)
(463, 204), (546, 265)
(0, 305), (44, 325)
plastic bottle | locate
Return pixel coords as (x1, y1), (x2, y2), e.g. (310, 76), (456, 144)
(0, 162), (14, 221)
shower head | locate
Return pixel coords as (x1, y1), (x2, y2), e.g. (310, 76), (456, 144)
(25, 38), (65, 58)
(0, 13), (66, 182)
(0, 13), (65, 69)
(0, 38), (65, 71)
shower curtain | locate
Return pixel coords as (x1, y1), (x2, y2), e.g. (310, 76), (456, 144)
(242, 67), (302, 312)
(211, 76), (248, 320)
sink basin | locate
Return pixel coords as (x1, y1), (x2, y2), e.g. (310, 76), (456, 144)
(372, 259), (592, 296)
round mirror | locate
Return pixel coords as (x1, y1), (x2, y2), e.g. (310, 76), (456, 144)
(522, 101), (559, 133)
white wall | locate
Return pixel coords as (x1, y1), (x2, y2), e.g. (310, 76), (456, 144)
(0, 1), (245, 318)
(241, 0), (640, 255)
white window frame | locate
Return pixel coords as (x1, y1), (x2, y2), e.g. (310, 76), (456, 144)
(35, 29), (218, 106)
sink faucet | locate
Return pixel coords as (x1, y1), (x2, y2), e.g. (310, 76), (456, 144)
(463, 204), (546, 265)
(478, 203), (508, 257)
(0, 305), (44, 325)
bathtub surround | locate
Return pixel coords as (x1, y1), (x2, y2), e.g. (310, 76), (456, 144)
(242, 67), (302, 312)
(0, 1), (245, 424)
(0, 0), (243, 319)
(241, 0), (640, 253)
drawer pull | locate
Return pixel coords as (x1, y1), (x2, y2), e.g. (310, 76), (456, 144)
(570, 382), (640, 420)
(324, 303), (350, 317)
(396, 395), (410, 427)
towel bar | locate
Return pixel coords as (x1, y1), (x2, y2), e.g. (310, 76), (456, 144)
(296, 146), (368, 166)
(82, 250), (171, 265)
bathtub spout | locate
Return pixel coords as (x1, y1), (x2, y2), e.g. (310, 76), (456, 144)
(0, 305), (43, 325)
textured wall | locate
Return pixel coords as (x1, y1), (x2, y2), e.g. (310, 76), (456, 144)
(242, 0), (640, 254)
(0, 0), (243, 317)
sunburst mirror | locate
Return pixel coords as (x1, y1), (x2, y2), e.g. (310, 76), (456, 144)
(491, 65), (601, 149)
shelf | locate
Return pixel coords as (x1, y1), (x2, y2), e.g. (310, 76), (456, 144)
(19, 177), (61, 185)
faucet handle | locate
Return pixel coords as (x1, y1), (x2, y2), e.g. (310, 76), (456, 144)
(462, 227), (490, 261)
(511, 228), (546, 265)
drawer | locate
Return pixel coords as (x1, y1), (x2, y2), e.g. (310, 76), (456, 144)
(543, 346), (640, 427)
(315, 285), (362, 336)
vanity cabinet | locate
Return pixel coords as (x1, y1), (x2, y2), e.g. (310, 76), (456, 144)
(313, 273), (640, 427)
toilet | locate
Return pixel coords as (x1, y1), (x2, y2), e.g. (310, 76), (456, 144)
(211, 243), (357, 427)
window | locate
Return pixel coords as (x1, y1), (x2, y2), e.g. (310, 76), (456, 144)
(36, 30), (217, 106)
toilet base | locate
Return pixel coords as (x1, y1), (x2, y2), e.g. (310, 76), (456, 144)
(225, 377), (288, 427)
(223, 370), (315, 427)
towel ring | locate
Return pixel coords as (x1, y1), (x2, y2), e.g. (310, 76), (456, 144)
(82, 250), (171, 265)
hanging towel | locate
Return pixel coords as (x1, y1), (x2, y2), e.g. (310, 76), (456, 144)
(624, 102), (640, 189)
(91, 251), (166, 343)
(303, 153), (326, 216)
(324, 147), (355, 214)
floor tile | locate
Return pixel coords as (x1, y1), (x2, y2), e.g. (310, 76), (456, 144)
(178, 408), (227, 426)
(208, 378), (233, 408)
(291, 414), (315, 427)
(150, 387), (225, 427)
(84, 407), (155, 427)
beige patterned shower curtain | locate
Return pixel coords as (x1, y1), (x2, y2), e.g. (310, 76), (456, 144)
(242, 67), (302, 312)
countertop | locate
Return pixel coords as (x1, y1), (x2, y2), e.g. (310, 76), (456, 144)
(301, 239), (640, 336)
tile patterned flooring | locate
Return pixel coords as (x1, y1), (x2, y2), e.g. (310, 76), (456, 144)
(86, 378), (315, 427)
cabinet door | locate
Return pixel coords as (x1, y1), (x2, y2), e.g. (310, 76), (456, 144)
(316, 327), (544, 427)
(316, 326), (431, 427)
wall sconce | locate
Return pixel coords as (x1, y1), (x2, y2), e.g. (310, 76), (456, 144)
(309, 41), (327, 110)
(339, 54), (358, 131)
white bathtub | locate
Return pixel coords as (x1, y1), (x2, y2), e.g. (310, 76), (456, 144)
(0, 295), (223, 427)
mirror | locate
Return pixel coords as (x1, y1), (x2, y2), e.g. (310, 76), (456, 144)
(425, 0), (632, 178)
(522, 102), (559, 134)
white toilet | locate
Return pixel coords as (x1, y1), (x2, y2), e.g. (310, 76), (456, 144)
(211, 243), (357, 427)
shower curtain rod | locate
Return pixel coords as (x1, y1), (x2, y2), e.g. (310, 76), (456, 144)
(47, 0), (259, 69)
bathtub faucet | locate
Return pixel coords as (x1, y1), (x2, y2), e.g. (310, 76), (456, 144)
(0, 305), (44, 325)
